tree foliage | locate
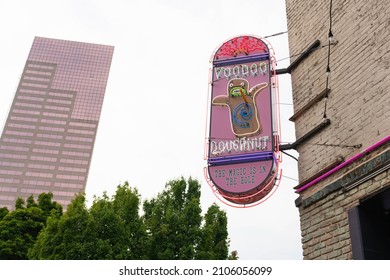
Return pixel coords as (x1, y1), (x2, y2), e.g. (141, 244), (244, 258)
(0, 193), (62, 260)
(143, 177), (203, 259)
(29, 182), (146, 260)
(0, 208), (8, 220)
(196, 203), (229, 259)
(9, 178), (235, 260)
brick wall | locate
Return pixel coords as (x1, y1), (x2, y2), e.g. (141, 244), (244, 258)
(286, 0), (390, 186)
(298, 146), (390, 259)
(285, 0), (390, 259)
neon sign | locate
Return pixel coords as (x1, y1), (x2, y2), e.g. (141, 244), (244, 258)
(210, 136), (270, 156)
(214, 62), (268, 80)
(204, 35), (282, 207)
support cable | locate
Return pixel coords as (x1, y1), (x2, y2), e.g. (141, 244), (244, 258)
(323, 0), (334, 119)
(281, 150), (298, 162)
(263, 31), (288, 39)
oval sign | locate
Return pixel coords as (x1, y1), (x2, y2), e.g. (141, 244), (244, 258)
(206, 35), (280, 206)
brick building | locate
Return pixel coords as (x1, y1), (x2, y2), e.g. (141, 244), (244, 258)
(285, 0), (390, 259)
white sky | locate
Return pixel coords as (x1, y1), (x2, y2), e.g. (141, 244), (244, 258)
(0, 0), (302, 259)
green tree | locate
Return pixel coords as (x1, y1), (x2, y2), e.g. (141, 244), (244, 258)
(29, 194), (96, 259)
(89, 183), (147, 259)
(37, 192), (62, 218)
(143, 177), (203, 259)
(89, 192), (123, 259)
(0, 208), (8, 220)
(110, 182), (147, 259)
(0, 207), (44, 259)
(15, 197), (25, 209)
(26, 195), (37, 208)
(0, 193), (61, 260)
(29, 178), (234, 260)
(30, 183), (146, 260)
(228, 250), (239, 260)
(143, 177), (232, 260)
(196, 203), (229, 259)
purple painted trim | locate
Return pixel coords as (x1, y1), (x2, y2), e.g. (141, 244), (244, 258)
(213, 53), (269, 67)
(208, 151), (274, 166)
(296, 135), (390, 193)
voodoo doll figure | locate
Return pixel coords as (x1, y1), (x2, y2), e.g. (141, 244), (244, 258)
(212, 78), (268, 138)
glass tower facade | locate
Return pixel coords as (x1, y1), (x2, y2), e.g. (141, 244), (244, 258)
(0, 37), (114, 209)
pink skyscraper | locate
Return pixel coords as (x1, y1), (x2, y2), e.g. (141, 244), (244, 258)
(0, 37), (114, 209)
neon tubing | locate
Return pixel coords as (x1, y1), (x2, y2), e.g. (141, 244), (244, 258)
(203, 166), (282, 208)
(208, 152), (274, 166)
(213, 53), (269, 67)
(296, 134), (390, 193)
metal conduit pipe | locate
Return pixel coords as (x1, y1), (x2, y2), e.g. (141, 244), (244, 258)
(296, 134), (390, 193)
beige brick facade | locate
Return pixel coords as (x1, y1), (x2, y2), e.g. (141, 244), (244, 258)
(285, 0), (390, 259)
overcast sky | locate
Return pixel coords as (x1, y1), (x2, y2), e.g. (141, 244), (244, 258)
(0, 0), (302, 259)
